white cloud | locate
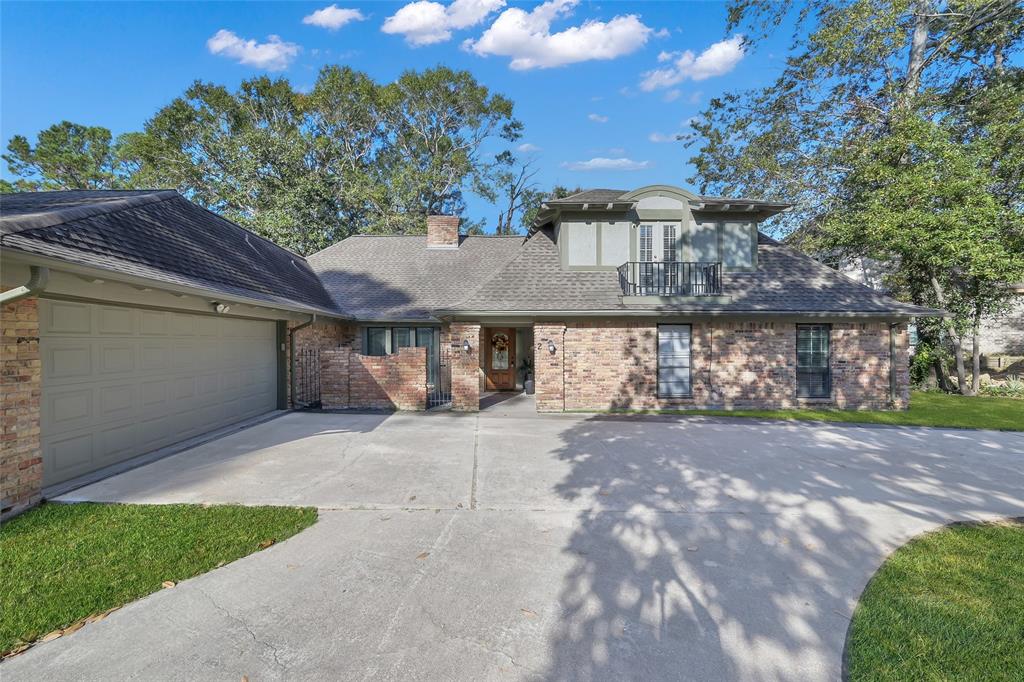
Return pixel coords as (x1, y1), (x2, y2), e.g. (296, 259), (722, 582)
(662, 89), (681, 102)
(689, 90), (703, 104)
(648, 132), (680, 143)
(562, 157), (651, 171)
(588, 113), (608, 123)
(640, 35), (745, 91)
(383, 0), (505, 46)
(517, 142), (542, 152)
(303, 5), (366, 30)
(206, 30), (301, 70)
(465, 0), (653, 70)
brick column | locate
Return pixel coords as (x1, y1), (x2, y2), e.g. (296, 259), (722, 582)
(891, 322), (910, 410)
(450, 322), (481, 412)
(534, 323), (566, 412)
(1, 298), (42, 519)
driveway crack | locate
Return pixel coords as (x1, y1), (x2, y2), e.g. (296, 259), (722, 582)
(470, 413), (480, 511)
(196, 585), (286, 671)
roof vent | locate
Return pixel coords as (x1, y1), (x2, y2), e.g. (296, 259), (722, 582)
(426, 215), (460, 249)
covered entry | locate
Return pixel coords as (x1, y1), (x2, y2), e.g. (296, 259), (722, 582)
(40, 300), (279, 486)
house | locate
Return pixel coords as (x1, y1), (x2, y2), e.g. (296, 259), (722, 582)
(1, 186), (936, 517)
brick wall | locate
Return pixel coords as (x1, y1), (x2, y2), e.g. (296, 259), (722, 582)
(321, 346), (427, 410)
(287, 319), (357, 406)
(537, 319), (907, 412)
(427, 215), (460, 248)
(450, 322), (481, 411)
(1, 298), (42, 519)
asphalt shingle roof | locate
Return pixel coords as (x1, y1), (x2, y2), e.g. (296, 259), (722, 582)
(1, 190), (341, 315)
(306, 235), (526, 320)
(442, 230), (936, 317)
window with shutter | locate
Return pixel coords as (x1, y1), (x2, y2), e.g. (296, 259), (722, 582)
(796, 324), (831, 398)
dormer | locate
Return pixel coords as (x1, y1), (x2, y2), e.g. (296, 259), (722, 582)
(532, 185), (790, 297)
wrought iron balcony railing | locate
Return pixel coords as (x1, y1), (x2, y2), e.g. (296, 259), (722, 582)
(617, 261), (723, 296)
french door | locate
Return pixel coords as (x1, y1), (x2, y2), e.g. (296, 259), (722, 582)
(637, 223), (681, 294)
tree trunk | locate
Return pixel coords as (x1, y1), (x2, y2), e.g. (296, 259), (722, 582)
(930, 276), (971, 395)
(971, 305), (982, 394)
(901, 1), (932, 104)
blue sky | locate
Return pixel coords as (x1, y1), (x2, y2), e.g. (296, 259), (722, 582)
(1, 1), (794, 229)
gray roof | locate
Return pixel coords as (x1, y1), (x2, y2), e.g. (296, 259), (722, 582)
(546, 189), (630, 204)
(440, 230), (936, 317)
(1, 190), (341, 315)
(306, 235), (525, 320)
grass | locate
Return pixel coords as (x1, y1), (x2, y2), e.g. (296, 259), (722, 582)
(0, 502), (317, 656)
(846, 519), (1024, 681)
(593, 391), (1024, 431)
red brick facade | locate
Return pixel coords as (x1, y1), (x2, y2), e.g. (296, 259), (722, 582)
(450, 322), (481, 411)
(321, 346), (427, 410)
(534, 319), (909, 413)
(1, 298), (42, 519)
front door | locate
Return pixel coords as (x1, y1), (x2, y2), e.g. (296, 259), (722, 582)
(484, 328), (516, 391)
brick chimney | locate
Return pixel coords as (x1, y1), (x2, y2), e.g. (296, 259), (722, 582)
(426, 215), (460, 249)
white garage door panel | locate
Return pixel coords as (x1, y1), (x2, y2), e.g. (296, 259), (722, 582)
(41, 301), (278, 486)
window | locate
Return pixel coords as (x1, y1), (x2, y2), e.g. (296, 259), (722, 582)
(797, 324), (831, 398)
(658, 324), (692, 398)
(392, 327), (412, 350)
(639, 224), (653, 262)
(662, 224), (678, 262)
(366, 327), (387, 356)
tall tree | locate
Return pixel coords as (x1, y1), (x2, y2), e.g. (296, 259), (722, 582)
(489, 151), (541, 235)
(687, 0), (1024, 394)
(3, 121), (125, 191)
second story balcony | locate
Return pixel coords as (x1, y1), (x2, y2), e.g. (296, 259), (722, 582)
(617, 261), (723, 297)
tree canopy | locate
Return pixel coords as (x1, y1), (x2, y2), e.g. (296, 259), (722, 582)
(4, 66), (521, 255)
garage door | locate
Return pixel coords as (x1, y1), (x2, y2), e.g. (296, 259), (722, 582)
(40, 300), (279, 486)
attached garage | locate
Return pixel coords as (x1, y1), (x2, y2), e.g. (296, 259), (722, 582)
(40, 300), (279, 486)
(2, 190), (346, 516)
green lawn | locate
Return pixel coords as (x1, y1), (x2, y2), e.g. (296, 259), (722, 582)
(846, 520), (1024, 681)
(601, 391), (1024, 431)
(0, 502), (317, 656)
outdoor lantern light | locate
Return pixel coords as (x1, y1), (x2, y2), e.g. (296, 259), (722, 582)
(463, 339), (472, 353)
(548, 340), (557, 355)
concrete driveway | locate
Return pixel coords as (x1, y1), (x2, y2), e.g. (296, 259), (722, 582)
(5, 396), (1024, 681)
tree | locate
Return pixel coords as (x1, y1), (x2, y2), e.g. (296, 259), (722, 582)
(118, 66), (521, 252)
(490, 151), (541, 235)
(686, 0), (1024, 394)
(3, 121), (125, 191)
(519, 185), (583, 231)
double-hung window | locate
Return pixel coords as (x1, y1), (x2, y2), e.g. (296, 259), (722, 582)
(796, 324), (831, 398)
(657, 324), (692, 398)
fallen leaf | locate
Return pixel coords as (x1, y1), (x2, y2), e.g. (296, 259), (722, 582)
(7, 643), (30, 656)
(259, 539), (275, 549)
(62, 620), (86, 635)
(520, 608), (538, 618)
(162, 580), (176, 589)
(416, 552), (430, 560)
(409, 495), (417, 502)
(40, 630), (62, 643)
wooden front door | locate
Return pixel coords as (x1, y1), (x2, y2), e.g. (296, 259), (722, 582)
(484, 328), (516, 390)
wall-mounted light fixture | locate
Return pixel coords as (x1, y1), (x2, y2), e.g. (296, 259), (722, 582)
(463, 339), (472, 353)
(547, 340), (557, 355)
(213, 302), (231, 314)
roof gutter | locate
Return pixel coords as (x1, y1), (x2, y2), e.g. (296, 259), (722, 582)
(432, 308), (941, 320)
(0, 265), (49, 305)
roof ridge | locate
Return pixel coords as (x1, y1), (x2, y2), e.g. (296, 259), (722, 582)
(440, 229), (543, 312)
(0, 190), (178, 235)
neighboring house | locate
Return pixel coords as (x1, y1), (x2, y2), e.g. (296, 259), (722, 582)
(838, 255), (1024, 369)
(1, 185), (936, 517)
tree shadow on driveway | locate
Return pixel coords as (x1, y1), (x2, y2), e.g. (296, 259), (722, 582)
(538, 415), (1024, 681)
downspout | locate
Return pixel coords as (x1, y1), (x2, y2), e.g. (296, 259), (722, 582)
(0, 266), (50, 305)
(889, 323), (899, 406)
(288, 313), (316, 409)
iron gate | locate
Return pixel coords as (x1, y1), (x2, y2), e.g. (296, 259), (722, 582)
(428, 342), (452, 408)
(293, 347), (321, 409)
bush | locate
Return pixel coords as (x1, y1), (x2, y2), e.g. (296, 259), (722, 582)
(980, 374), (1024, 399)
